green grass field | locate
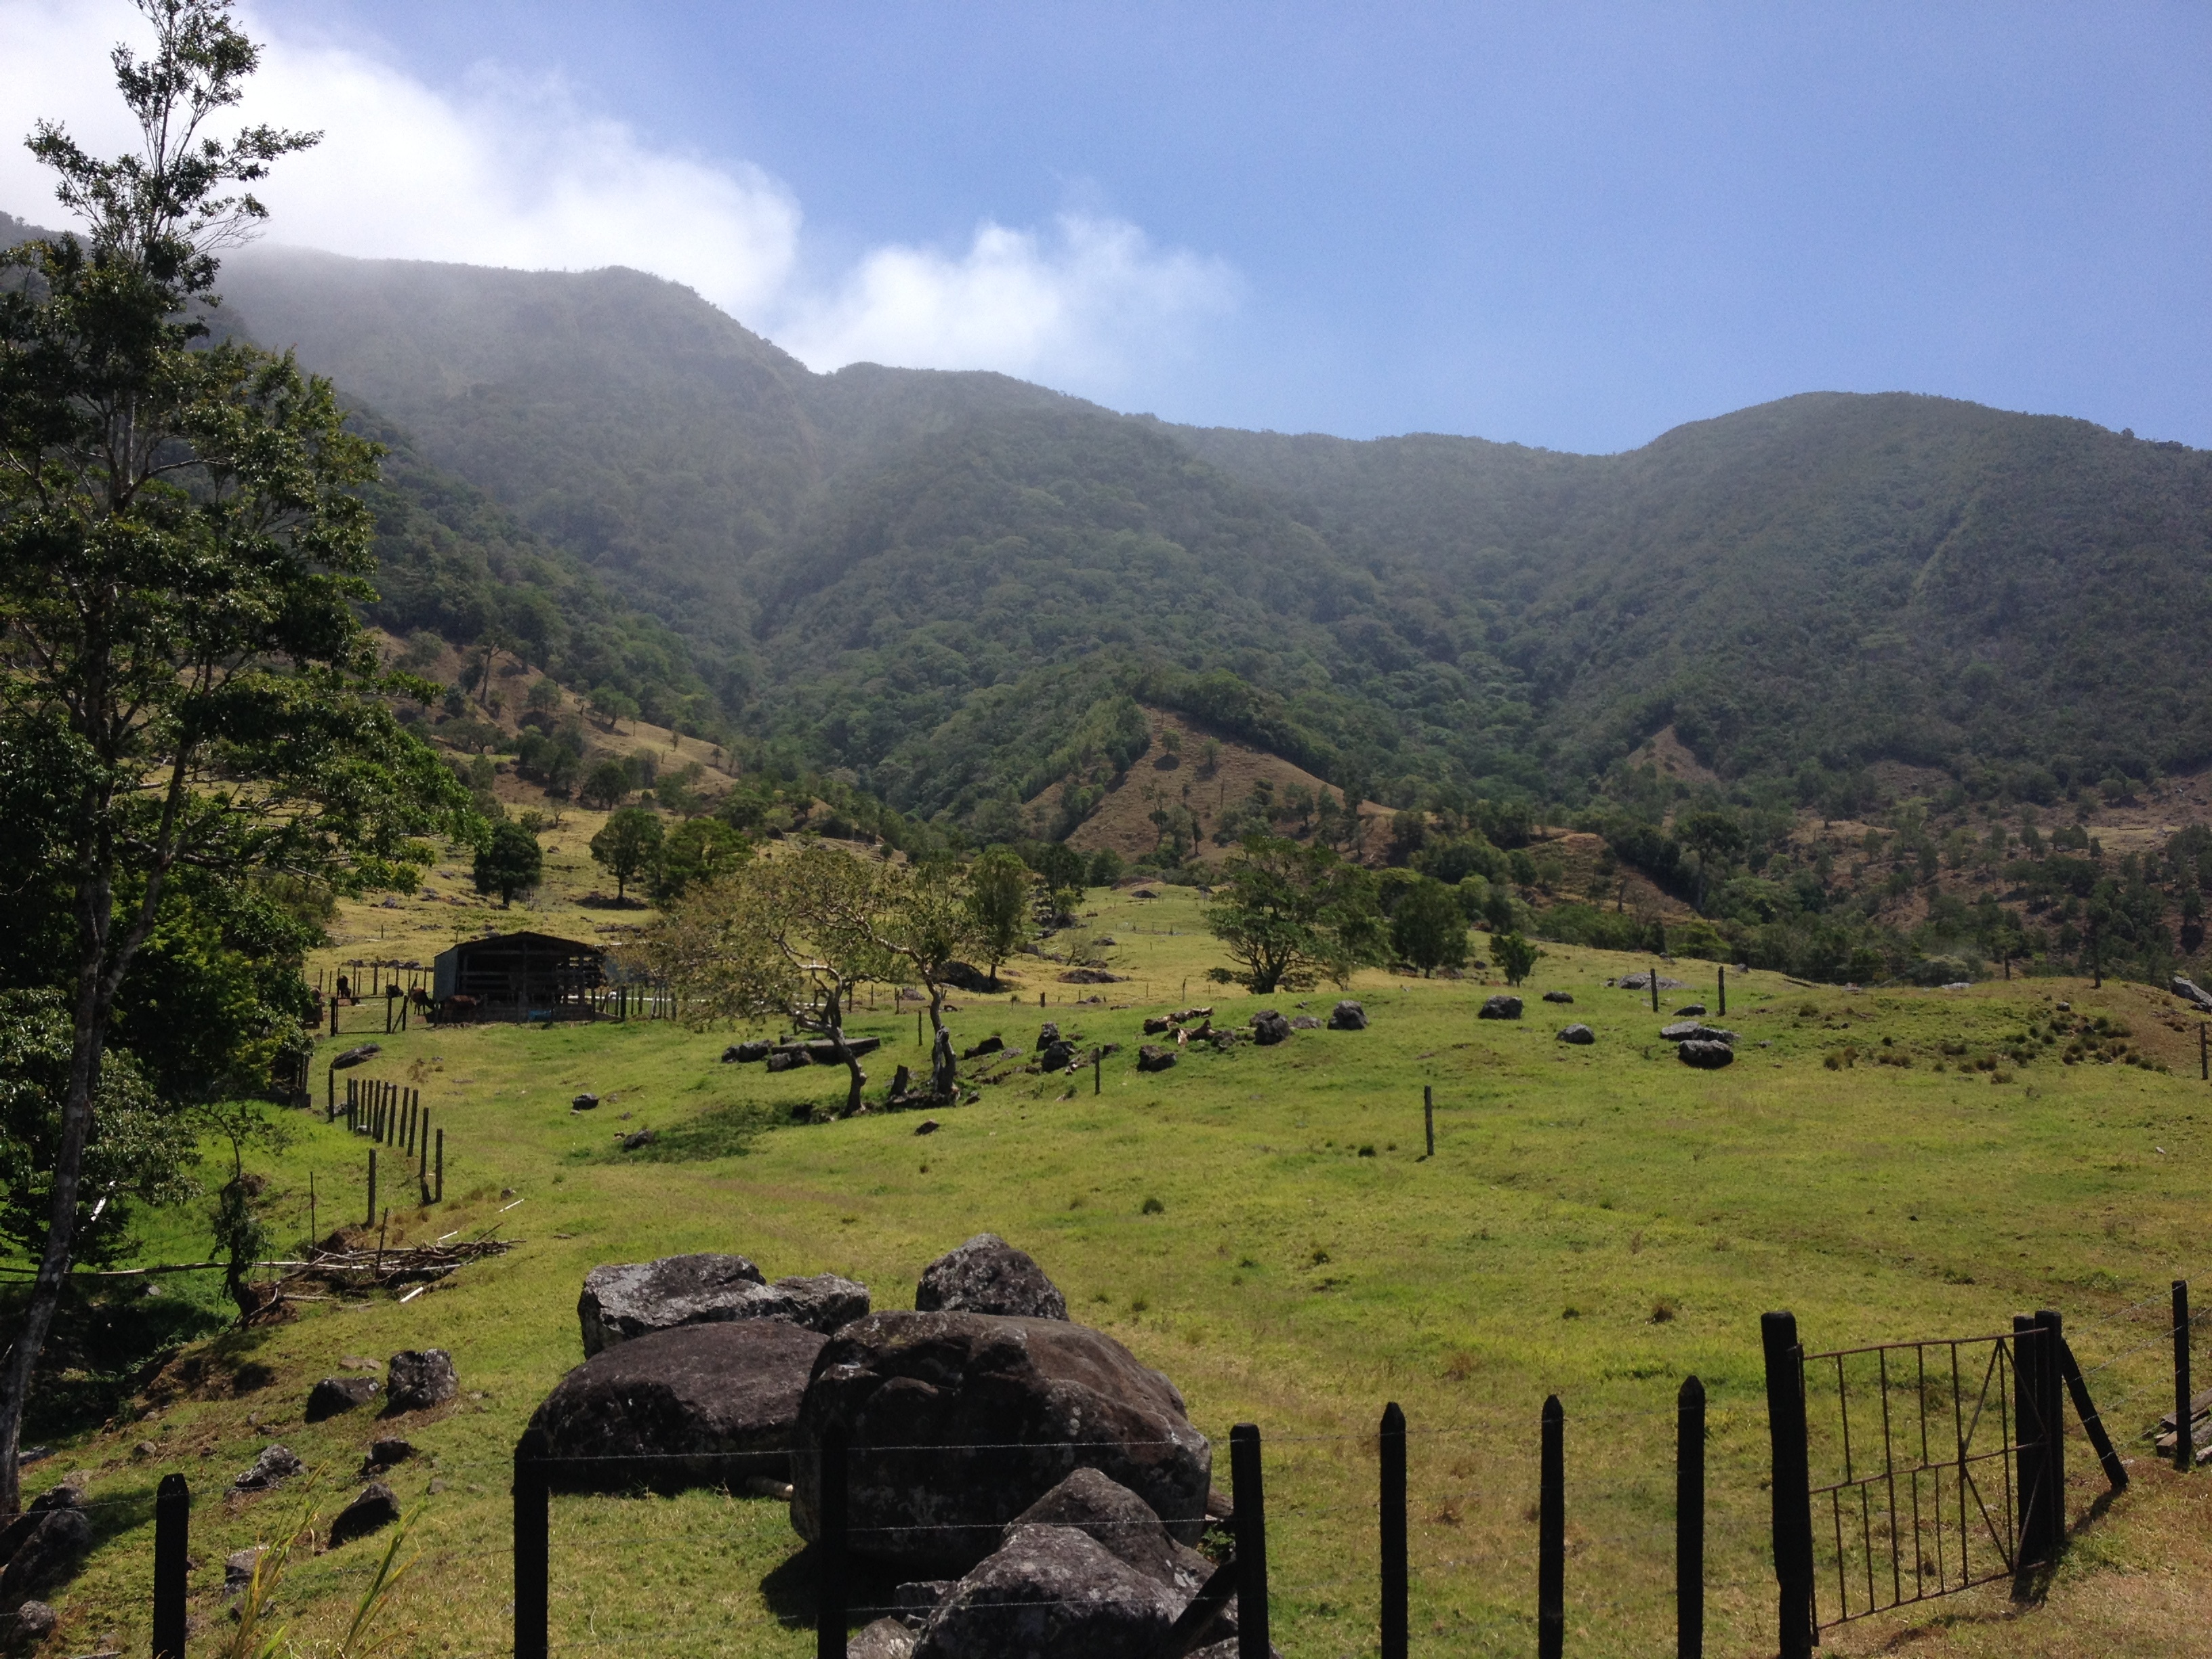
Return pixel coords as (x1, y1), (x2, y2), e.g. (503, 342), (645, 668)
(18, 879), (2212, 1658)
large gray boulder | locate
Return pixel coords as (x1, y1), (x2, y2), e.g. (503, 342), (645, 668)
(852, 1618), (917, 1659)
(1, 1600), (56, 1653)
(1678, 1039), (1736, 1069)
(791, 1312), (1211, 1570)
(1248, 1010), (1290, 1046)
(531, 1319), (829, 1491)
(230, 1445), (303, 1494)
(916, 1235), (1067, 1321)
(746, 1273), (872, 1333)
(1478, 995), (1523, 1020)
(578, 1252), (767, 1354)
(912, 1525), (1181, 1659)
(1004, 1469), (1213, 1597)
(1555, 1024), (1595, 1045)
(327, 1482), (401, 1548)
(1660, 1021), (1737, 1044)
(1327, 1000), (1368, 1030)
(2175, 975), (2212, 1012)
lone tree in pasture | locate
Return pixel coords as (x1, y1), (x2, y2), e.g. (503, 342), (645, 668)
(1203, 836), (1383, 994)
(1391, 876), (1470, 977)
(473, 820), (542, 907)
(966, 846), (1033, 988)
(590, 806), (663, 901)
(1490, 932), (1540, 987)
(639, 848), (894, 1116)
(0, 0), (466, 1513)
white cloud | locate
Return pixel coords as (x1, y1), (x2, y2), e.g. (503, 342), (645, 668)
(0, 0), (1237, 392)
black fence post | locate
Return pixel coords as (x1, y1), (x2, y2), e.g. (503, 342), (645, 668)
(2057, 1332), (2129, 1491)
(2011, 1314), (2052, 1570)
(1422, 1085), (1434, 1158)
(2200, 1023), (2207, 1081)
(152, 1472), (188, 1659)
(513, 1427), (549, 1659)
(1651, 967), (1660, 1013)
(1677, 1375), (1705, 1659)
(366, 1149), (377, 1229)
(1717, 966), (1726, 1017)
(435, 1128), (445, 1202)
(2036, 1310), (2067, 1562)
(1538, 1395), (1564, 1659)
(1761, 1310), (1816, 1659)
(1232, 1422), (1270, 1659)
(2176, 1280), (2194, 1472)
(1380, 1401), (1407, 1659)
(818, 1421), (848, 1659)
(419, 1109), (431, 1202)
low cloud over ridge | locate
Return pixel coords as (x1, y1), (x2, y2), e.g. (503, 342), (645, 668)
(0, 0), (1236, 394)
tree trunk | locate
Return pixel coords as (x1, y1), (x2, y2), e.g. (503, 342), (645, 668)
(825, 1027), (867, 1116)
(0, 876), (117, 1518)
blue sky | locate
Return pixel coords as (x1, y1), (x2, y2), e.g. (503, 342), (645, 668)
(7, 1), (2208, 451)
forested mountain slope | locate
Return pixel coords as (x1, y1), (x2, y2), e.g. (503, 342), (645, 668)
(19, 223), (2207, 828)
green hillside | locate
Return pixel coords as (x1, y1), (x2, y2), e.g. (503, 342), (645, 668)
(210, 244), (2212, 826)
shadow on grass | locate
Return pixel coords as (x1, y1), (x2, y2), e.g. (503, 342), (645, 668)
(1, 1277), (232, 1441)
(578, 1097), (792, 1164)
(759, 1540), (920, 1633)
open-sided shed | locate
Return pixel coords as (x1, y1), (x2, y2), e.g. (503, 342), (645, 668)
(432, 931), (606, 1021)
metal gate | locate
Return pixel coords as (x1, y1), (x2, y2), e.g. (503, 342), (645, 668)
(1763, 1308), (2127, 1658)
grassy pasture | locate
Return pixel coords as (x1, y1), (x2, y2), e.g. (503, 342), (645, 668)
(17, 881), (2212, 1658)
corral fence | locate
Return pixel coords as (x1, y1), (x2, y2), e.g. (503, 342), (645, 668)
(131, 1294), (2208, 1658)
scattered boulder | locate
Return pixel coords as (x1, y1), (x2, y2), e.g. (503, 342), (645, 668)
(1478, 996), (1523, 1021)
(1674, 1004), (1707, 1017)
(792, 1312), (1212, 1570)
(329, 1044), (382, 1069)
(896, 1582), (957, 1628)
(1137, 1044), (1176, 1073)
(937, 961), (994, 993)
(1328, 1000), (1368, 1031)
(1619, 972), (1685, 991)
(224, 1549), (265, 1597)
(1142, 1016), (1174, 1035)
(579, 1252), (768, 1355)
(386, 1349), (459, 1413)
(1059, 968), (1122, 985)
(766, 1050), (811, 1073)
(1249, 1010), (1291, 1046)
(231, 1445), (304, 1494)
(2175, 975), (2212, 1012)
(619, 1128), (657, 1151)
(915, 1119), (941, 1136)
(531, 1319), (830, 1490)
(571, 1092), (600, 1111)
(724, 1040), (773, 1063)
(327, 1482), (402, 1548)
(1556, 1025), (1595, 1045)
(853, 1618), (918, 1659)
(1034, 1023), (1062, 1052)
(0, 1494), (87, 1608)
(362, 1438), (415, 1475)
(916, 1235), (1067, 1320)
(306, 1374), (379, 1421)
(1660, 1023), (1737, 1044)
(1038, 1040), (1077, 1072)
(0, 1601), (54, 1653)
(1678, 1040), (1736, 1069)
(960, 1035), (1004, 1060)
(1167, 1006), (1212, 1023)
(911, 1524), (1181, 1659)
(1542, 991), (1575, 1004)
(1290, 1016), (1321, 1030)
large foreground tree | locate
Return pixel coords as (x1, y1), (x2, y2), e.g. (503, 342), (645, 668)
(0, 0), (465, 1512)
(1203, 836), (1385, 994)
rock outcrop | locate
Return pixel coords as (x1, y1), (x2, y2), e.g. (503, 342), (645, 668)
(915, 1235), (1067, 1320)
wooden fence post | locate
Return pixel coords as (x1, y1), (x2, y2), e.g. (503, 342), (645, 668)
(366, 1149), (377, 1229)
(152, 1472), (188, 1659)
(2200, 1024), (2207, 1082)
(1651, 968), (1660, 1013)
(1717, 966), (1726, 1017)
(2013, 1314), (2053, 1565)
(435, 1128), (445, 1202)
(1678, 1375), (1705, 1659)
(1538, 1395), (1564, 1659)
(818, 1421), (848, 1659)
(419, 1109), (431, 1203)
(2176, 1281), (2194, 1473)
(512, 1427), (549, 1659)
(1380, 1401), (1406, 1659)
(2057, 1332), (2129, 1490)
(1422, 1086), (1434, 1158)
(1761, 1311), (1816, 1659)
(1232, 1422), (1270, 1659)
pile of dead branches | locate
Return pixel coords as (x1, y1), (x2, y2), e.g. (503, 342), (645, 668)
(276, 1235), (517, 1298)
